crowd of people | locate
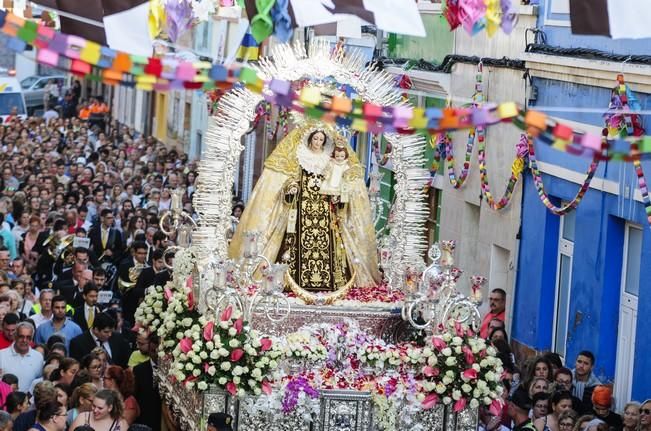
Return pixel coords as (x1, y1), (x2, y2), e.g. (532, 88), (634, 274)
(0, 102), (205, 430)
(479, 288), (650, 431)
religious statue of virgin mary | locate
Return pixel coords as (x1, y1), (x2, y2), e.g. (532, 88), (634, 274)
(229, 122), (380, 294)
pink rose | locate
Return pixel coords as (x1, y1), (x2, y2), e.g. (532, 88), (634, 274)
(179, 337), (193, 354)
(462, 368), (478, 380)
(422, 393), (439, 409)
(186, 276), (193, 289)
(230, 348), (244, 362)
(220, 306), (233, 322)
(489, 398), (504, 416)
(226, 381), (237, 396)
(462, 346), (475, 365)
(164, 287), (173, 301)
(187, 291), (195, 311)
(453, 397), (467, 413)
(203, 321), (215, 342)
(432, 337), (447, 351)
(203, 363), (210, 372)
(423, 366), (440, 377)
(454, 321), (464, 337)
(233, 318), (243, 334)
(260, 338), (272, 351)
(262, 380), (272, 395)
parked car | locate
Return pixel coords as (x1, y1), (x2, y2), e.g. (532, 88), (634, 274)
(21, 74), (66, 114)
(0, 76), (27, 123)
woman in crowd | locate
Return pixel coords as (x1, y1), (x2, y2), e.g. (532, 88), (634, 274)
(622, 402), (640, 431)
(639, 399), (651, 431)
(70, 389), (129, 431)
(102, 365), (140, 425)
(20, 215), (42, 270)
(529, 377), (550, 399)
(54, 383), (69, 410)
(558, 411), (578, 431)
(28, 400), (67, 431)
(66, 383), (97, 428)
(78, 353), (103, 388)
(5, 391), (29, 421)
(528, 356), (554, 384)
(535, 391), (575, 431)
(50, 357), (79, 386)
(532, 392), (551, 420)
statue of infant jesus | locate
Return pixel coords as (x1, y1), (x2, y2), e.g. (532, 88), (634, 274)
(319, 144), (352, 203)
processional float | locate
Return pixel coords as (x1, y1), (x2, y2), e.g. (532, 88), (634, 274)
(137, 39), (502, 431)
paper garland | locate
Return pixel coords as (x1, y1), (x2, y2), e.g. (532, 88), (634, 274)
(605, 75), (651, 226)
(4, 9), (651, 163)
(444, 63), (485, 189)
(478, 134), (526, 211)
(527, 135), (600, 216)
(443, 0), (517, 37)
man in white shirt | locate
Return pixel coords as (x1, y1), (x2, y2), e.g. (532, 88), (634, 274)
(0, 322), (44, 391)
(42, 104), (59, 125)
(30, 289), (54, 328)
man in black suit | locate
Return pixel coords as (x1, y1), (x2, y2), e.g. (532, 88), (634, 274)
(117, 241), (149, 294)
(89, 209), (123, 265)
(123, 248), (164, 325)
(54, 262), (92, 308)
(133, 332), (162, 430)
(69, 312), (131, 368)
(72, 283), (100, 332)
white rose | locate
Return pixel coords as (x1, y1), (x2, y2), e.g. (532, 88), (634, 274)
(454, 347), (462, 354)
(221, 362), (231, 371)
(254, 387), (261, 396)
(435, 383), (446, 394)
(441, 348), (452, 356)
(470, 398), (480, 409)
(219, 348), (229, 357)
(182, 318), (193, 327)
(192, 369), (200, 377)
(442, 333), (452, 342)
(233, 376), (241, 384)
(192, 356), (201, 364)
(185, 363), (194, 371)
(219, 321), (229, 329)
(233, 366), (243, 376)
(445, 357), (457, 366)
(218, 377), (227, 385)
(462, 384), (472, 393)
(251, 368), (262, 379)
(199, 351), (208, 360)
(208, 366), (216, 376)
(228, 328), (237, 336)
(229, 339), (240, 348)
(443, 396), (452, 405)
(206, 341), (214, 350)
(210, 350), (219, 359)
(452, 337), (463, 346)
(197, 381), (208, 391)
(442, 376), (453, 385)
(186, 381), (195, 389)
(472, 363), (481, 372)
(452, 390), (462, 400)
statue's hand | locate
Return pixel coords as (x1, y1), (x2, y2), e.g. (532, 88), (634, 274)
(287, 185), (298, 195)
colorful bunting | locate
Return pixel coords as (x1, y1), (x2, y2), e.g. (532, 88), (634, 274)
(3, 9), (651, 165)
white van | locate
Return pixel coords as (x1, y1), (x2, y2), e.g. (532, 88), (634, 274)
(0, 76), (27, 123)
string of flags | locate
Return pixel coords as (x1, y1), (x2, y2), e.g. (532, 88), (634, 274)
(3, 9), (651, 164)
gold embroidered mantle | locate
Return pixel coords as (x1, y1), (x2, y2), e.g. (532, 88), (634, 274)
(229, 124), (380, 290)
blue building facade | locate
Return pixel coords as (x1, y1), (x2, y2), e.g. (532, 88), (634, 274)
(511, 0), (651, 406)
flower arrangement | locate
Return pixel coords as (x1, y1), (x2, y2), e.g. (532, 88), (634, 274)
(419, 324), (503, 413)
(133, 284), (166, 332)
(169, 305), (280, 395)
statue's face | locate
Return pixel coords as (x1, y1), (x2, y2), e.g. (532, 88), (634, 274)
(310, 132), (326, 151)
